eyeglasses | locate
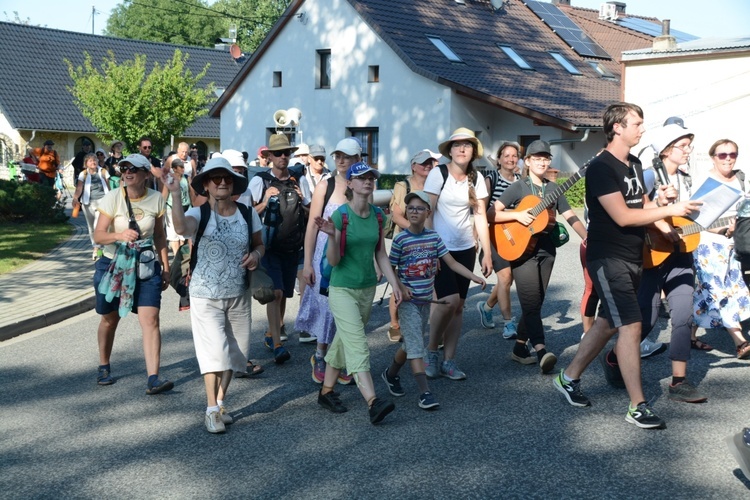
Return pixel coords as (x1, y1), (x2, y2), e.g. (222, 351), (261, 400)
(270, 149), (292, 157)
(673, 143), (693, 152)
(529, 156), (552, 164)
(406, 205), (428, 213)
(120, 166), (142, 174)
(714, 152), (738, 160)
(210, 175), (234, 185)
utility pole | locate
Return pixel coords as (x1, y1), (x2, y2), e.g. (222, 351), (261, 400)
(91, 5), (96, 35)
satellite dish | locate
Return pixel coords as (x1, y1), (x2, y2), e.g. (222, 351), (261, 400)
(229, 44), (241, 60)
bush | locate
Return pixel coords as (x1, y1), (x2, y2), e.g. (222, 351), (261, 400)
(0, 180), (68, 223)
(377, 174), (410, 190)
(559, 175), (585, 208)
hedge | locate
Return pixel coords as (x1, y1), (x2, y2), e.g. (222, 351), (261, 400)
(0, 180), (68, 223)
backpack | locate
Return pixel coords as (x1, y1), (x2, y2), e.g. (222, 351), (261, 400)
(319, 204), (384, 296)
(384, 178), (410, 239)
(257, 170), (305, 253)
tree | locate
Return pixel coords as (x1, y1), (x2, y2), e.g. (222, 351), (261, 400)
(65, 49), (215, 152)
(105, 0), (292, 53)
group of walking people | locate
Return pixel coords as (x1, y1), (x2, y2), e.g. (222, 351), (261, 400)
(87, 101), (750, 433)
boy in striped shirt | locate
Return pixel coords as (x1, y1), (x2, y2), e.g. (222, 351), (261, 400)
(382, 191), (486, 409)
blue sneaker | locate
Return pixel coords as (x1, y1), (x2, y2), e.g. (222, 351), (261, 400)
(440, 359), (467, 380)
(502, 317), (518, 340)
(274, 346), (290, 364)
(424, 350), (440, 379)
(145, 378), (174, 395)
(97, 366), (114, 386)
(476, 302), (495, 329)
(418, 391), (440, 410)
(264, 335), (274, 350)
(381, 368), (405, 397)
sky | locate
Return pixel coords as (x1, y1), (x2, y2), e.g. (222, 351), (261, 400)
(1, 0), (749, 39)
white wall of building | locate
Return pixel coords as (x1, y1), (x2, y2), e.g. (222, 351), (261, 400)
(624, 51), (750, 177)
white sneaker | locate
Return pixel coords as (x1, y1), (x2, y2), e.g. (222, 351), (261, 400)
(205, 410), (226, 433)
(640, 338), (666, 358)
(219, 406), (233, 425)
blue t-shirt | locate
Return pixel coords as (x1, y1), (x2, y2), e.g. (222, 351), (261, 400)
(389, 228), (448, 301)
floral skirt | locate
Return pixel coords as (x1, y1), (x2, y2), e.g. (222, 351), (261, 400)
(692, 238), (750, 329)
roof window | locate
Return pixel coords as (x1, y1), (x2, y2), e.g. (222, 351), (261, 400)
(588, 61), (616, 79)
(549, 52), (582, 75)
(427, 36), (463, 63)
(497, 45), (533, 70)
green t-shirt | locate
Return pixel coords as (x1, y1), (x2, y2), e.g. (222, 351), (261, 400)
(330, 204), (384, 289)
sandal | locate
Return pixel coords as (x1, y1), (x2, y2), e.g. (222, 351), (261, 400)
(235, 360), (264, 378)
(691, 339), (714, 351)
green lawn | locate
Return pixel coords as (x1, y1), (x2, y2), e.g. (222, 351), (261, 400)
(0, 222), (74, 275)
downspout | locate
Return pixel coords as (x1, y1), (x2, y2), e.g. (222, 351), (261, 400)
(548, 128), (591, 145)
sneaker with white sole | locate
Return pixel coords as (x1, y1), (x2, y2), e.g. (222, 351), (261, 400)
(553, 370), (591, 407)
(418, 391), (440, 410)
(205, 410), (226, 434)
(640, 338), (666, 358)
(477, 302), (495, 329)
(219, 405), (233, 425)
(502, 317), (518, 340)
(381, 368), (405, 397)
(424, 350), (440, 379)
(440, 359), (467, 380)
(299, 331), (316, 344)
(625, 402), (666, 429)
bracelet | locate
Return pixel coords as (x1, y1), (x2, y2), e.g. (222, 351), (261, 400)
(253, 249), (263, 259)
(655, 198), (662, 208)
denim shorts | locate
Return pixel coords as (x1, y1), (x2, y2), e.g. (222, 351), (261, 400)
(94, 257), (163, 315)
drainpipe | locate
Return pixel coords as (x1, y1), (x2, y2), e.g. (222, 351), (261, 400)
(548, 128), (591, 145)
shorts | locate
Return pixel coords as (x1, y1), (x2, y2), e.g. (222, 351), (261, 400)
(165, 208), (186, 242)
(93, 257), (162, 315)
(434, 247), (476, 300)
(479, 243), (510, 273)
(397, 300), (430, 359)
(262, 250), (299, 298)
(587, 257), (642, 329)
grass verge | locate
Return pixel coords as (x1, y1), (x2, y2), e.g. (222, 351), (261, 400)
(0, 222), (74, 275)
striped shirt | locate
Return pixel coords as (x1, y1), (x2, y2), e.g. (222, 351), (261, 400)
(486, 169), (520, 202)
(389, 228), (449, 301)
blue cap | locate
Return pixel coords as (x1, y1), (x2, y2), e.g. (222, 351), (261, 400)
(346, 161), (381, 180)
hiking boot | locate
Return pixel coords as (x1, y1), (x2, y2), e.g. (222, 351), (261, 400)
(97, 366), (114, 386)
(273, 346), (291, 364)
(440, 359), (467, 380)
(640, 338), (666, 358)
(477, 302), (495, 329)
(418, 391), (440, 410)
(205, 410), (226, 434)
(625, 402), (666, 429)
(539, 352), (557, 374)
(369, 398), (395, 424)
(668, 381), (708, 403)
(381, 368), (405, 397)
(318, 390), (347, 413)
(600, 351), (625, 389)
(311, 354), (325, 384)
(511, 343), (537, 365)
(553, 370), (591, 407)
(502, 317), (518, 340)
(424, 350), (440, 379)
(219, 405), (234, 425)
(299, 331), (316, 344)
(145, 378), (174, 395)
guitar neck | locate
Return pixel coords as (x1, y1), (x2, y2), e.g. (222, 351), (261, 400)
(678, 215), (734, 236)
(530, 169), (586, 217)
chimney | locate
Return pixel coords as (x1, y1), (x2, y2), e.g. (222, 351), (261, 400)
(652, 19), (677, 51)
(552, 0), (571, 6)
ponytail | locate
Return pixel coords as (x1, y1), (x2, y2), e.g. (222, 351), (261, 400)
(466, 161), (478, 209)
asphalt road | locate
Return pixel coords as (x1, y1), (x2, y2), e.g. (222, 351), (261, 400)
(1, 230), (749, 499)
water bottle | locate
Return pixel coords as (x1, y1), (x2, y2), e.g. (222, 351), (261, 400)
(264, 195), (281, 227)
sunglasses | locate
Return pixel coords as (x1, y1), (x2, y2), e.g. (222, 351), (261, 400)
(270, 149), (292, 157)
(714, 152), (738, 160)
(141, 145), (152, 149)
(120, 166), (143, 174)
(96, 152), (105, 156)
(209, 175), (234, 185)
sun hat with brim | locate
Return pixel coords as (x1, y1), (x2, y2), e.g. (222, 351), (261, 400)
(191, 156), (248, 196)
(110, 140), (124, 150)
(118, 154), (151, 170)
(221, 149), (246, 168)
(346, 161), (380, 180)
(438, 127), (484, 159)
(267, 134), (298, 153)
(651, 123), (694, 155)
(404, 190), (431, 210)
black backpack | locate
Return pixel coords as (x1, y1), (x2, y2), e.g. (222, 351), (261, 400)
(257, 170), (305, 253)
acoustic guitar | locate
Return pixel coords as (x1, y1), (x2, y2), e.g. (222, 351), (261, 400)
(643, 215), (735, 268)
(491, 163), (589, 262)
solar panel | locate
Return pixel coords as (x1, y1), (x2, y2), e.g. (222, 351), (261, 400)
(525, 0), (611, 59)
(617, 17), (698, 43)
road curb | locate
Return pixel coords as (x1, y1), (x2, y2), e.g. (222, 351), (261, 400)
(0, 292), (95, 342)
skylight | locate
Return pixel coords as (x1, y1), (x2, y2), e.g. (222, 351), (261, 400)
(427, 36), (463, 63)
(588, 61), (615, 79)
(497, 45), (533, 70)
(549, 52), (582, 75)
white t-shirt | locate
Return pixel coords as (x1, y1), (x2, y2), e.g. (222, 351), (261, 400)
(423, 166), (488, 251)
(184, 205), (262, 299)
